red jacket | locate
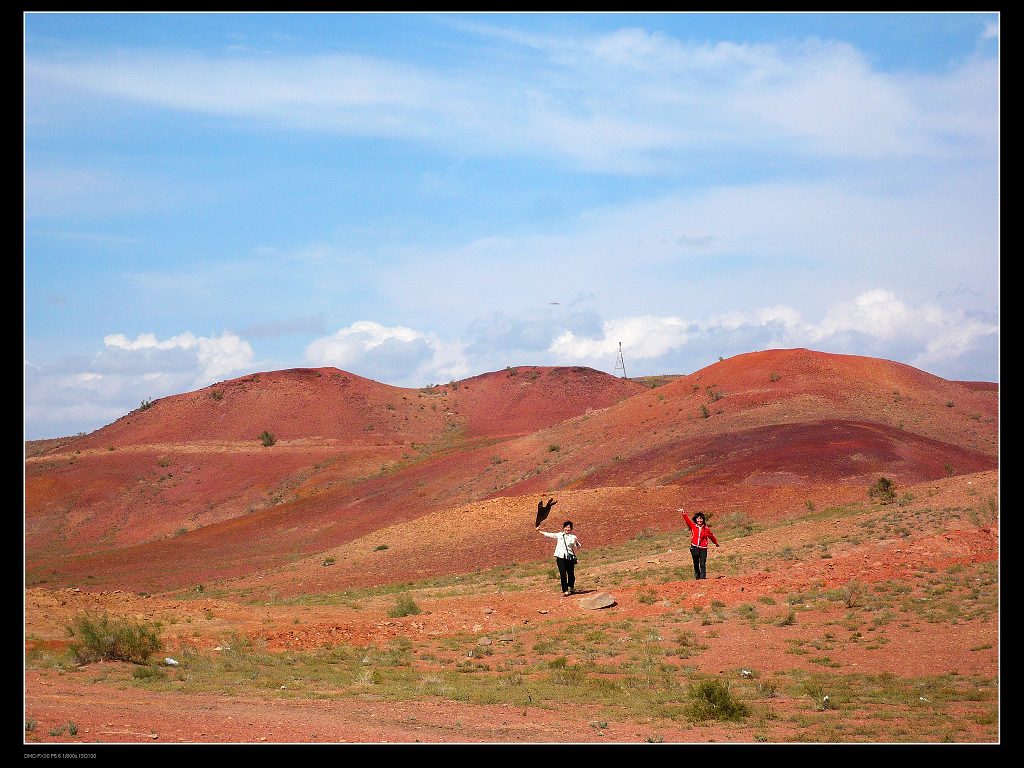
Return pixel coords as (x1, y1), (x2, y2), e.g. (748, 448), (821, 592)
(683, 514), (718, 548)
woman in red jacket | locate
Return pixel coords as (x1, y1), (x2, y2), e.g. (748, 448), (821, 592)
(679, 508), (719, 580)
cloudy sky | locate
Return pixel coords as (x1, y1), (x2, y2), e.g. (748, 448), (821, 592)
(25, 12), (999, 439)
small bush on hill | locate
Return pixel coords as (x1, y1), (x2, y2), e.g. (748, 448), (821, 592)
(388, 594), (422, 618)
(868, 477), (896, 504)
(687, 679), (750, 721)
(66, 612), (162, 664)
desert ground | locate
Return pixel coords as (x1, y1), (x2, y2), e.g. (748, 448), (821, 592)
(24, 349), (999, 744)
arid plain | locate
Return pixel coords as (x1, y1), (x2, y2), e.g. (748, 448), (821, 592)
(24, 348), (999, 743)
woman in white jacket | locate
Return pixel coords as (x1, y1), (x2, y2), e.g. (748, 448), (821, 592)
(537, 520), (581, 595)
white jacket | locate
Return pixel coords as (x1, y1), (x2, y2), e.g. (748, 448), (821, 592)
(540, 530), (580, 559)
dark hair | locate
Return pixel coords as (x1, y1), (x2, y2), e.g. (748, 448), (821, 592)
(562, 520), (573, 529)
(693, 513), (706, 523)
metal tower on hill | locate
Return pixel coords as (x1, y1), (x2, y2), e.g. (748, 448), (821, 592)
(613, 341), (627, 379)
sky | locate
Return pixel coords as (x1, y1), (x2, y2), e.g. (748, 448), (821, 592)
(24, 12), (999, 440)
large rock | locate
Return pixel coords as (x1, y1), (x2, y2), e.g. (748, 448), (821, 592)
(580, 592), (616, 610)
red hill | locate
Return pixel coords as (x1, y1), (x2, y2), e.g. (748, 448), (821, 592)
(25, 350), (997, 593)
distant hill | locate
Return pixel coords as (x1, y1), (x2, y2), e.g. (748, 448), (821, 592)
(25, 350), (998, 593)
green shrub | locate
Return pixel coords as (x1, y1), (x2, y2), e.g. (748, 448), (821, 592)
(210, 389), (224, 401)
(132, 665), (167, 681)
(777, 609), (797, 626)
(138, 398), (153, 411)
(548, 444), (560, 452)
(687, 679), (750, 721)
(66, 612), (162, 664)
(841, 580), (866, 608)
(374, 544), (389, 551)
(868, 477), (896, 504)
(636, 589), (659, 605)
(322, 557), (336, 567)
(388, 594), (422, 618)
(259, 431), (276, 447)
(674, 631), (708, 658)
(699, 404), (710, 419)
(971, 496), (998, 528)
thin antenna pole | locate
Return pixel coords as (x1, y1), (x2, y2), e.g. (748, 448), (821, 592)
(613, 341), (627, 379)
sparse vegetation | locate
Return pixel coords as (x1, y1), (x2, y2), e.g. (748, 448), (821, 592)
(868, 477), (896, 504)
(700, 404), (710, 418)
(636, 588), (659, 605)
(839, 581), (864, 610)
(970, 496), (998, 528)
(138, 398), (154, 411)
(548, 444), (560, 452)
(132, 665), (167, 681)
(687, 679), (750, 721)
(23, 350), (1002, 744)
(674, 631), (708, 658)
(66, 612), (162, 664)
(388, 594), (422, 618)
(259, 431), (276, 447)
(769, 372), (781, 382)
(720, 509), (754, 536)
(777, 609), (797, 626)
(210, 389), (224, 401)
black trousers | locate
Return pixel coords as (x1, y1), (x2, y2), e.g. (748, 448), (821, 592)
(690, 545), (708, 580)
(555, 557), (576, 592)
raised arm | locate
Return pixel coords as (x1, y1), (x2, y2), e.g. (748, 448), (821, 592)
(537, 529), (558, 538)
(678, 507), (696, 532)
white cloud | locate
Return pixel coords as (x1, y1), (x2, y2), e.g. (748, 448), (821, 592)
(305, 321), (470, 386)
(379, 179), (998, 327)
(23, 332), (256, 439)
(102, 331), (254, 385)
(551, 315), (691, 360)
(25, 27), (996, 172)
(545, 290), (998, 374)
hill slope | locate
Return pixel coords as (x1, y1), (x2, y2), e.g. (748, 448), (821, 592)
(24, 350), (998, 593)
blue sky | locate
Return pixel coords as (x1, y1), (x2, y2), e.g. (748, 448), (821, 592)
(24, 12), (999, 439)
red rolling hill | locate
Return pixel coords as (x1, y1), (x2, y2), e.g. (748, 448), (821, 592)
(25, 349), (997, 593)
